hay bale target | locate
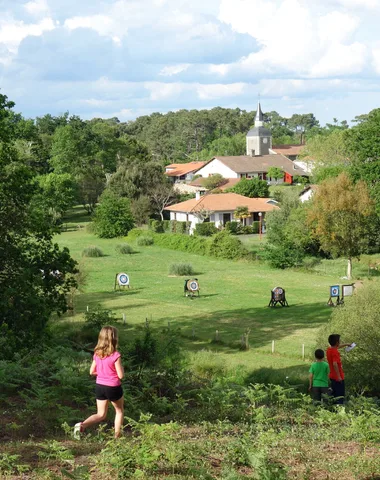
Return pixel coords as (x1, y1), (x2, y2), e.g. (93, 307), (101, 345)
(184, 278), (200, 297)
(268, 286), (288, 307)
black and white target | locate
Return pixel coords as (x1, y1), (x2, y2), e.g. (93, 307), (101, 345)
(117, 273), (130, 286)
(187, 279), (199, 292)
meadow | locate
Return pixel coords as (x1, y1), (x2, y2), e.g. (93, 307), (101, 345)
(55, 207), (378, 384)
(1, 208), (379, 479)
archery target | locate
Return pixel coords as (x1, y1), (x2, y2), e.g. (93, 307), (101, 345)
(117, 273), (130, 286)
(187, 280), (199, 292)
(330, 285), (340, 298)
(272, 287), (284, 301)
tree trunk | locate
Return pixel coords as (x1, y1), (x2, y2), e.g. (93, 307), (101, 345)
(160, 211), (164, 221)
(347, 258), (352, 280)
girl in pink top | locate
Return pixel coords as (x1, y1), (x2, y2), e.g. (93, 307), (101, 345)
(74, 326), (124, 439)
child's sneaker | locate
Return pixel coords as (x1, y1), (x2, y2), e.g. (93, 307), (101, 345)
(73, 422), (83, 440)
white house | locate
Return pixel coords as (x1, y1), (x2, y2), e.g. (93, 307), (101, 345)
(165, 161), (205, 183)
(299, 185), (318, 203)
(194, 154), (307, 184)
(165, 192), (279, 234)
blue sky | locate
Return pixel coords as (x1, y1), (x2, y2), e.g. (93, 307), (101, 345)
(1, 0), (380, 124)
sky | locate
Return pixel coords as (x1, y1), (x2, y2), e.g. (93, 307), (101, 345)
(0, 0), (380, 125)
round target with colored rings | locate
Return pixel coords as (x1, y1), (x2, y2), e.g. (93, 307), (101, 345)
(330, 286), (339, 297)
(117, 273), (130, 286)
(187, 280), (199, 292)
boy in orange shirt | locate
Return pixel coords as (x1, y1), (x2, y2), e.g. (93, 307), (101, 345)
(326, 334), (351, 405)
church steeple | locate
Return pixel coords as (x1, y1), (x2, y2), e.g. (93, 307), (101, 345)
(246, 100), (272, 156)
(255, 102), (264, 127)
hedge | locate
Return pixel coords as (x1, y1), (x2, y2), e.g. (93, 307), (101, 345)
(127, 229), (248, 260)
(195, 222), (218, 236)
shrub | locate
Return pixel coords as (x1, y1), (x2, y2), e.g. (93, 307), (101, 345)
(82, 246), (104, 258)
(316, 284), (380, 396)
(137, 235), (154, 246)
(169, 220), (189, 234)
(150, 220), (164, 233)
(116, 243), (134, 254)
(209, 231), (247, 260)
(93, 191), (135, 238)
(195, 222), (218, 236)
(84, 305), (116, 330)
(240, 225), (254, 235)
(152, 233), (209, 256)
(85, 222), (95, 233)
(163, 220), (170, 232)
(251, 221), (260, 234)
(263, 242), (304, 269)
(302, 256), (321, 270)
(127, 228), (146, 240)
(169, 263), (194, 276)
(225, 221), (239, 234)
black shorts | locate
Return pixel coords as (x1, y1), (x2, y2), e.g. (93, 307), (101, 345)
(95, 384), (123, 402)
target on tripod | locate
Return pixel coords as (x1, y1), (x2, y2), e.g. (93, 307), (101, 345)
(187, 280), (199, 292)
(117, 273), (129, 286)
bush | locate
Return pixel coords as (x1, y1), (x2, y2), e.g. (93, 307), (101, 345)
(169, 263), (194, 276)
(84, 305), (116, 331)
(82, 246), (104, 258)
(169, 220), (189, 234)
(152, 233), (209, 256)
(85, 222), (95, 233)
(163, 220), (170, 232)
(209, 231), (247, 260)
(251, 221), (260, 234)
(150, 220), (164, 233)
(316, 284), (380, 396)
(127, 228), (146, 240)
(263, 242), (304, 269)
(302, 256), (321, 270)
(225, 221), (239, 234)
(93, 191), (135, 238)
(137, 235), (154, 246)
(116, 243), (134, 255)
(195, 222), (218, 236)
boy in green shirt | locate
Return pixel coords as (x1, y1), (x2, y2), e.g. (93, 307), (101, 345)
(309, 349), (329, 402)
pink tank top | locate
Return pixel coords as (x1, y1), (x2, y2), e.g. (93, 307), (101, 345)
(94, 351), (121, 387)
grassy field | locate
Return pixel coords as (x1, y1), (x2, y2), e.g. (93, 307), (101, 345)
(55, 207), (380, 384)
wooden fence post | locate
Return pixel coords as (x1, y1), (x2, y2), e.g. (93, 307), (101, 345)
(302, 344), (305, 360)
(271, 340), (275, 354)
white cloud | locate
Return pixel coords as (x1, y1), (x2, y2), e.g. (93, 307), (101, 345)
(64, 15), (114, 37)
(0, 17), (55, 54)
(144, 82), (186, 100)
(196, 82), (246, 99)
(159, 64), (190, 76)
(24, 0), (50, 17)
(335, 0), (380, 8)
(310, 43), (368, 77)
(217, 0), (368, 78)
(371, 47), (380, 74)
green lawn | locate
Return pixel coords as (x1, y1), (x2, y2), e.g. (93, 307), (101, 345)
(54, 208), (379, 383)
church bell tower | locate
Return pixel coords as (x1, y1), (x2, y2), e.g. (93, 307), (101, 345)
(246, 102), (272, 156)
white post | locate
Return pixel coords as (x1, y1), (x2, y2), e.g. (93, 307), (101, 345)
(122, 313), (126, 325)
(86, 305), (89, 312)
(192, 327), (195, 339)
(272, 340), (275, 354)
(215, 330), (219, 342)
(302, 344), (305, 360)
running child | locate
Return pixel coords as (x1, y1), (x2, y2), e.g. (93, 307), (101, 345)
(74, 326), (124, 439)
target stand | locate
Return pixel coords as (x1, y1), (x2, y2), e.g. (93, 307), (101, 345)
(327, 285), (341, 306)
(184, 278), (200, 298)
(114, 272), (130, 291)
(268, 286), (289, 307)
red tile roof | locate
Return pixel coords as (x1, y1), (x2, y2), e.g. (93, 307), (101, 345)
(165, 193), (279, 213)
(271, 145), (305, 156)
(165, 161), (206, 177)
